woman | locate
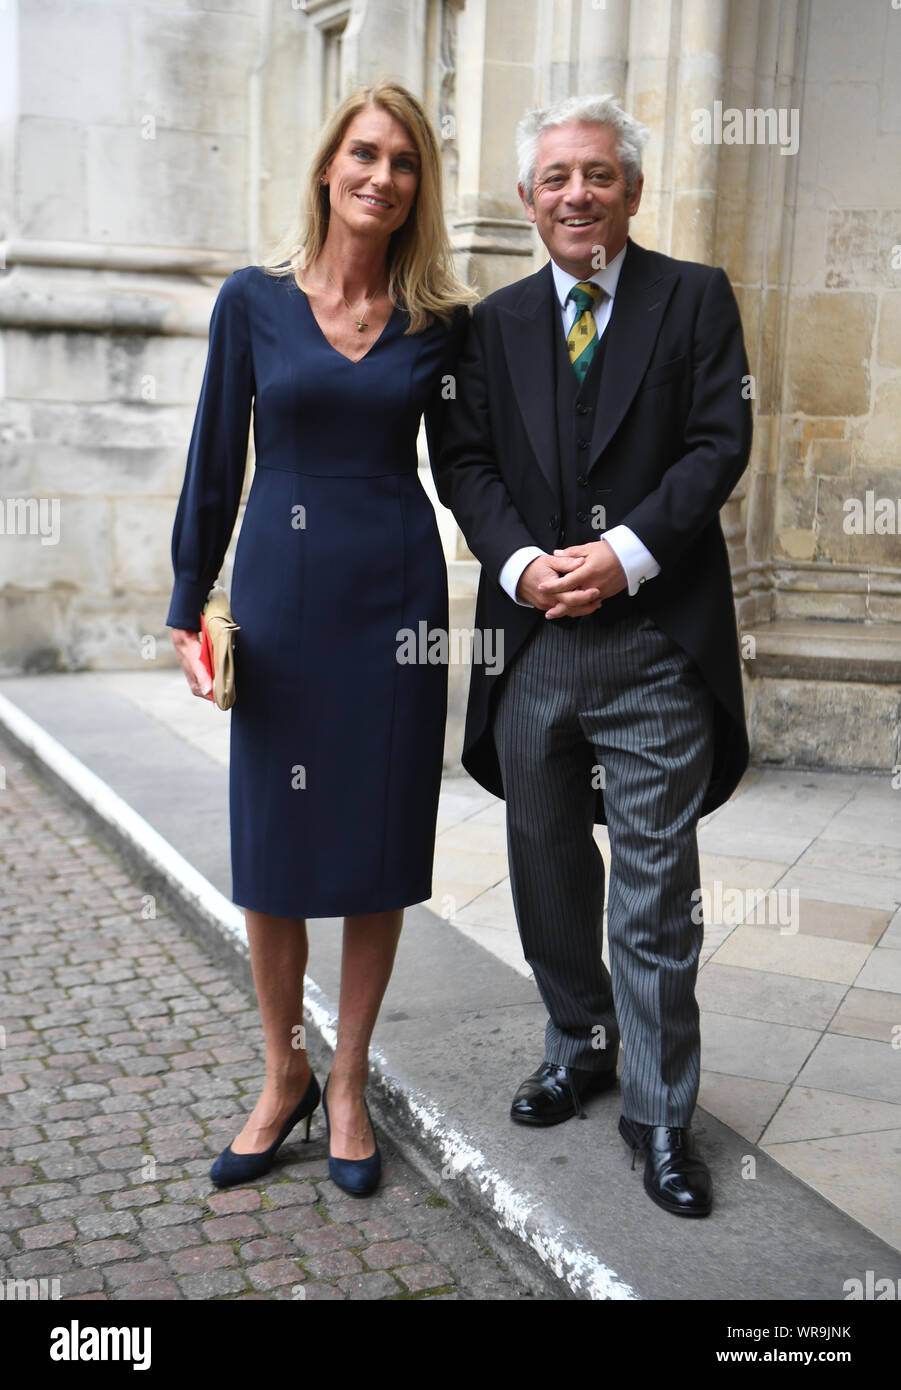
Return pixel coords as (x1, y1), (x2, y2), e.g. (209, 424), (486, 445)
(166, 82), (474, 1196)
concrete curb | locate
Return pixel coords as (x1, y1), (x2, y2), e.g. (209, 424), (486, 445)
(4, 683), (901, 1303)
(0, 691), (601, 1299)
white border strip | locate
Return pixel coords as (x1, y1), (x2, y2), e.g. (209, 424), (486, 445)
(0, 691), (247, 955)
(303, 979), (638, 1301)
(0, 689), (637, 1301)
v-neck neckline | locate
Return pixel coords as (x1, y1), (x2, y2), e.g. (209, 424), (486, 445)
(295, 283), (401, 365)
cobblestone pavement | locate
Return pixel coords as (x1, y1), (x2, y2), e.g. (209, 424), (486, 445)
(0, 736), (535, 1301)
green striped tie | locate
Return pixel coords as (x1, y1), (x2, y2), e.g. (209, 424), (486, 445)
(566, 281), (604, 383)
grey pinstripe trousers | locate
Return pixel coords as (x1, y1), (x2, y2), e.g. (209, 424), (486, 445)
(492, 610), (715, 1127)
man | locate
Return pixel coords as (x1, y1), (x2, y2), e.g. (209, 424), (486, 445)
(436, 94), (752, 1217)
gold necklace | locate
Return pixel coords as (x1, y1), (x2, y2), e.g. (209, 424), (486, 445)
(321, 266), (378, 332)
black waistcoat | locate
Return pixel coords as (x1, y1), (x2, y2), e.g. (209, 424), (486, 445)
(552, 308), (634, 628)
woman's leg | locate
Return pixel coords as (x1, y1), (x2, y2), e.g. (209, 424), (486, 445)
(326, 909), (404, 1160)
(230, 909), (313, 1154)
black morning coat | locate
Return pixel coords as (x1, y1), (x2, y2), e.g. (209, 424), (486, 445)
(434, 235), (754, 823)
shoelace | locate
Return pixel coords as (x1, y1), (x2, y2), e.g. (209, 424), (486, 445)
(550, 1064), (588, 1120)
(628, 1124), (688, 1170)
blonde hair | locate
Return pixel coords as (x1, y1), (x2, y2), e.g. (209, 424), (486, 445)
(260, 82), (476, 332)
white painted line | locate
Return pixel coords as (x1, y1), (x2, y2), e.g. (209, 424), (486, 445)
(391, 1082), (639, 1302)
(0, 688), (635, 1301)
(0, 690), (247, 957)
(305, 977), (638, 1301)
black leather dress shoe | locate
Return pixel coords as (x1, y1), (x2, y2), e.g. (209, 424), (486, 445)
(619, 1116), (713, 1217)
(511, 1061), (618, 1126)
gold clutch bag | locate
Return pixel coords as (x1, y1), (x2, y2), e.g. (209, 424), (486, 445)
(199, 585), (240, 710)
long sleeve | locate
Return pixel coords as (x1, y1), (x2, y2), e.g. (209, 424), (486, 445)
(602, 525), (660, 594)
(435, 306), (541, 583)
(499, 545), (546, 604)
(165, 270), (255, 631)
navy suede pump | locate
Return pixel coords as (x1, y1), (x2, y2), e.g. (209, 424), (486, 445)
(209, 1071), (320, 1188)
(321, 1076), (381, 1197)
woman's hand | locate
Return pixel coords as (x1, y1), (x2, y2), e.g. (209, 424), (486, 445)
(171, 628), (215, 700)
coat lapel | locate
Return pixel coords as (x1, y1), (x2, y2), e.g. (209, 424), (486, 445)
(493, 242), (682, 492)
(497, 262), (560, 501)
(589, 237), (679, 468)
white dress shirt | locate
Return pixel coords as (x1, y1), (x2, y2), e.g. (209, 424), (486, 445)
(498, 242), (661, 606)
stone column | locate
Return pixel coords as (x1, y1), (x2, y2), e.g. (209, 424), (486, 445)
(724, 0), (805, 635)
(339, 0), (428, 92)
(452, 0), (537, 294)
(669, 0), (729, 263)
(625, 0), (674, 250)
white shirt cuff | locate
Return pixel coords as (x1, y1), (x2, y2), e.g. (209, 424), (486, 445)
(499, 546), (547, 605)
(602, 526), (660, 596)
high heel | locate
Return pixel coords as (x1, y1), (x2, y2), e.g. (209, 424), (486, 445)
(209, 1070), (320, 1188)
(322, 1074), (381, 1197)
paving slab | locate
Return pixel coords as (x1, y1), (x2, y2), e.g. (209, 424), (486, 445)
(2, 673), (901, 1299)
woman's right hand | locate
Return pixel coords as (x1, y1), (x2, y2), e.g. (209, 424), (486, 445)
(171, 628), (215, 700)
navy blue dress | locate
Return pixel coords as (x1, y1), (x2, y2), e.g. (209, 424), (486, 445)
(165, 265), (466, 917)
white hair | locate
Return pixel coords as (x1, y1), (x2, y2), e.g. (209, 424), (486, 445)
(516, 93), (650, 202)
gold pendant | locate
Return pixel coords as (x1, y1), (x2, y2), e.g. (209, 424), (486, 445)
(356, 320), (366, 331)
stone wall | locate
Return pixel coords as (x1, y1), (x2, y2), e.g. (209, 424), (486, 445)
(1, 0), (899, 771)
(773, 6), (901, 625)
(0, 0), (265, 674)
